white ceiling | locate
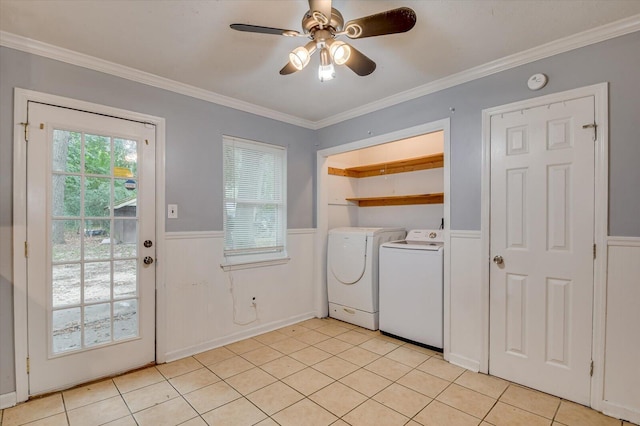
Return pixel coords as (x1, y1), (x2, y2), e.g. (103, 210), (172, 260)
(2, 1), (640, 126)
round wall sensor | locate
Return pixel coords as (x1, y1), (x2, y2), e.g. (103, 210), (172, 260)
(527, 73), (548, 91)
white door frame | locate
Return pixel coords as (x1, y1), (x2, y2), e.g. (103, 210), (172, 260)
(479, 83), (608, 410)
(315, 118), (451, 355)
(12, 88), (167, 403)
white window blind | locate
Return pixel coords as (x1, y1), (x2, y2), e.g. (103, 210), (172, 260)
(223, 136), (287, 263)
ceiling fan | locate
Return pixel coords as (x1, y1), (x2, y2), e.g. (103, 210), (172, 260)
(230, 0), (417, 82)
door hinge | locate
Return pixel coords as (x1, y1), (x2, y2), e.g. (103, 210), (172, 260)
(24, 241), (29, 258)
(26, 357), (30, 374)
(19, 122), (29, 142)
(590, 360), (594, 377)
(582, 122), (598, 141)
(593, 243), (596, 260)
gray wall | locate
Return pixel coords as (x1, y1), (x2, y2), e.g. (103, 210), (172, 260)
(0, 47), (316, 394)
(316, 31), (640, 236)
(2, 30), (640, 396)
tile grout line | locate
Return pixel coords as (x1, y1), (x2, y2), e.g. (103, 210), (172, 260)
(217, 362), (279, 423)
(306, 341), (435, 424)
(418, 374), (474, 423)
(159, 364), (204, 426)
(289, 329), (441, 424)
(251, 330), (392, 423)
(476, 380), (509, 425)
(19, 318), (632, 426)
(60, 390), (71, 426)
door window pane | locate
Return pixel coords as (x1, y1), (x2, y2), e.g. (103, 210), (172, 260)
(52, 307), (81, 354)
(52, 176), (81, 218)
(52, 220), (81, 262)
(114, 138), (137, 178)
(114, 179), (137, 217)
(84, 219), (111, 260)
(114, 260), (137, 298)
(52, 129), (81, 173)
(84, 177), (112, 217)
(84, 262), (111, 303)
(84, 303), (111, 347)
(114, 219), (137, 257)
(52, 264), (81, 307)
(114, 300), (137, 341)
(84, 134), (111, 175)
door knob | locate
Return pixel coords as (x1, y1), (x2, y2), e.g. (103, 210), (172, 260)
(144, 240), (153, 248)
(493, 255), (504, 265)
(143, 256), (154, 265)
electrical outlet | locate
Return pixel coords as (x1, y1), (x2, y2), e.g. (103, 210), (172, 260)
(168, 204), (178, 219)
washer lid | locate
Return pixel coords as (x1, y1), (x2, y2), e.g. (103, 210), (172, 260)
(328, 232), (367, 284)
(329, 227), (405, 236)
(381, 229), (444, 251)
(382, 240), (443, 251)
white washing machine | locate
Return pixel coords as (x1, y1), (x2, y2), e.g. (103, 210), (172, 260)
(379, 229), (444, 350)
(327, 227), (406, 330)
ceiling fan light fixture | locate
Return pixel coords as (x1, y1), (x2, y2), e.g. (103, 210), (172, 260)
(289, 41), (317, 70)
(329, 40), (351, 65)
(231, 2), (417, 80)
(289, 46), (310, 70)
(318, 46), (335, 82)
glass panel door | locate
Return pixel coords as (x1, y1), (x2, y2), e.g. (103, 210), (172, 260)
(27, 102), (156, 396)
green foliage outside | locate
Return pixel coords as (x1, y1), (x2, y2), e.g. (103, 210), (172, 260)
(53, 130), (138, 239)
(54, 131), (137, 221)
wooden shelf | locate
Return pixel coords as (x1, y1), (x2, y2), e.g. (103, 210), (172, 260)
(345, 193), (444, 207)
(328, 153), (443, 178)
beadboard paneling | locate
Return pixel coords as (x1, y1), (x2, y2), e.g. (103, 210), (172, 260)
(163, 229), (317, 361)
(601, 238), (640, 424)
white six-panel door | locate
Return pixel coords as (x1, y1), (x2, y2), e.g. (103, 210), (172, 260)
(489, 96), (595, 404)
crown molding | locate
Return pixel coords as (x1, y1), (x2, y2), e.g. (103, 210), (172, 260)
(0, 31), (316, 130)
(2, 13), (639, 130)
(315, 13), (640, 129)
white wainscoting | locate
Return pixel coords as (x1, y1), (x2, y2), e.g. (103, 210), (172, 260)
(447, 230), (482, 371)
(444, 232), (640, 423)
(0, 391), (17, 409)
(163, 229), (317, 362)
(599, 237), (640, 424)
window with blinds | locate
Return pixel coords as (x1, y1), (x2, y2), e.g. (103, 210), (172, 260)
(223, 136), (287, 264)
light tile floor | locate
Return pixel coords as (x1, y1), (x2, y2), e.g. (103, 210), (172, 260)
(1, 317), (637, 426)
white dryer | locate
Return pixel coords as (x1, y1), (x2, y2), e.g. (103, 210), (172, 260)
(327, 227), (406, 330)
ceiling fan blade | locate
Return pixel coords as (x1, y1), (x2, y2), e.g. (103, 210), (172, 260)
(279, 62), (299, 75)
(344, 7), (416, 39)
(230, 23), (300, 36)
(308, 0), (332, 22)
(344, 44), (376, 76)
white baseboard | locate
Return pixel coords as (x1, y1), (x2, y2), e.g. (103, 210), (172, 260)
(601, 400), (640, 425)
(0, 391), (17, 409)
(164, 312), (316, 362)
(447, 353), (481, 372)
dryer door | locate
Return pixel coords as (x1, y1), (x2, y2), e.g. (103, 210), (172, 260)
(328, 233), (367, 284)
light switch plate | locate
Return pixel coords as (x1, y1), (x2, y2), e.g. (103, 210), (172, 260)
(168, 204), (178, 219)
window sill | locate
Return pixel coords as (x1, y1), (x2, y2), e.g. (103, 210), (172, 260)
(220, 257), (291, 272)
